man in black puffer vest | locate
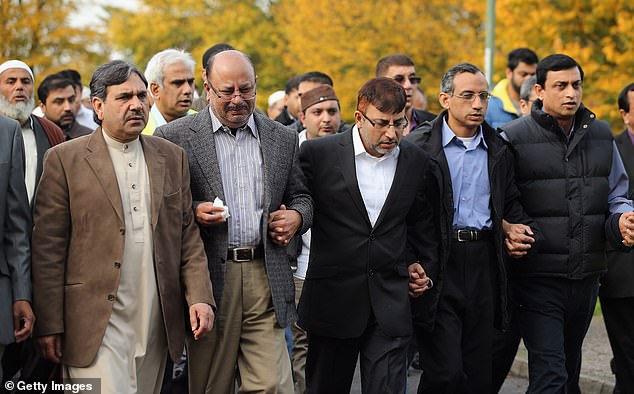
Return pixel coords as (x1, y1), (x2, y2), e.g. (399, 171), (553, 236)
(500, 54), (634, 394)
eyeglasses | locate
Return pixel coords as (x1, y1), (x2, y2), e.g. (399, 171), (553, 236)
(392, 75), (422, 85)
(361, 112), (408, 131)
(208, 81), (257, 101)
(451, 91), (492, 102)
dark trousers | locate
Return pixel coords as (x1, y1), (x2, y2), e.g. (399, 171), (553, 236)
(305, 314), (410, 394)
(513, 275), (599, 394)
(491, 299), (522, 393)
(600, 296), (634, 393)
(416, 239), (496, 394)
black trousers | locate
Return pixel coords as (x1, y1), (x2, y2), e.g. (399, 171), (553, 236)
(600, 296), (634, 393)
(491, 298), (522, 393)
(513, 275), (599, 394)
(416, 239), (496, 394)
(305, 313), (410, 394)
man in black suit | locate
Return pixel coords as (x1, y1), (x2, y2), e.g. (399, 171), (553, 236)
(600, 82), (634, 393)
(298, 77), (437, 394)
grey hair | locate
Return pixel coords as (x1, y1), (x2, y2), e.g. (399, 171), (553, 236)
(90, 60), (147, 125)
(440, 63), (484, 94)
(520, 75), (537, 102)
(144, 48), (195, 95)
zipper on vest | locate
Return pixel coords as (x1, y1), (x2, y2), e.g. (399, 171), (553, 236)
(580, 141), (589, 186)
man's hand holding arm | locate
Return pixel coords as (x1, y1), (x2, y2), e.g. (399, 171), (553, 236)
(268, 204), (302, 246)
(503, 219), (535, 258)
(408, 263), (432, 298)
(618, 211), (634, 246)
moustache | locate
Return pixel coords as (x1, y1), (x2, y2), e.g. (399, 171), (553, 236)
(226, 103), (249, 111)
(125, 110), (145, 120)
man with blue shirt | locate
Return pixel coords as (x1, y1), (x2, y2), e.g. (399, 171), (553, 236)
(143, 48), (197, 135)
(500, 54), (634, 393)
(407, 63), (536, 393)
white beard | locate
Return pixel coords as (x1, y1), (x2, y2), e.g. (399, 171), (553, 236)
(0, 94), (35, 124)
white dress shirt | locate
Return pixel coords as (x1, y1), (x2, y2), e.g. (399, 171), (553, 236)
(352, 125), (399, 227)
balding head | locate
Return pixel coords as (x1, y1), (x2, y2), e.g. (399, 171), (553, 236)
(204, 50), (257, 128)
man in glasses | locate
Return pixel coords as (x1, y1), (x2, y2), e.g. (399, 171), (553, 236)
(407, 63), (537, 393)
(486, 48), (538, 129)
(376, 54), (435, 134)
(298, 77), (437, 393)
(155, 49), (312, 394)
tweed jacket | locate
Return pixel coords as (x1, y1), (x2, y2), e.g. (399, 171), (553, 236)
(31, 130), (215, 367)
(155, 108), (313, 328)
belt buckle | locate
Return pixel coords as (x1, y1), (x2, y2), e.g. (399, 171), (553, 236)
(457, 229), (471, 242)
(232, 247), (253, 262)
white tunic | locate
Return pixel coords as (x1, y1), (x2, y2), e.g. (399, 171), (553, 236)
(67, 131), (166, 394)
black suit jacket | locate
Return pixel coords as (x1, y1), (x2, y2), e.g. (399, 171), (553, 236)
(600, 130), (634, 298)
(298, 129), (438, 339)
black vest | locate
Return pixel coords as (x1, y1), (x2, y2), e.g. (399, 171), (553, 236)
(503, 102), (613, 279)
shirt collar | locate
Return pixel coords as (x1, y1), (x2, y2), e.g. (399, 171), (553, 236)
(298, 129), (307, 146)
(441, 115), (487, 150)
(352, 125), (400, 160)
(208, 106), (257, 138)
(150, 104), (168, 128)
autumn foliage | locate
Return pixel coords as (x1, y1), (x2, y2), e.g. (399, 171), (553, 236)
(1, 0), (633, 130)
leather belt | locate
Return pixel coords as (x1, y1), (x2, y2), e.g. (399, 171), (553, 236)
(453, 229), (493, 242)
(227, 245), (264, 262)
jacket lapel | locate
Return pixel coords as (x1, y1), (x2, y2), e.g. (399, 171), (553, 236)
(140, 136), (165, 230)
(338, 130), (371, 228)
(255, 113), (274, 212)
(84, 128), (124, 224)
(189, 110), (225, 201)
(373, 142), (411, 229)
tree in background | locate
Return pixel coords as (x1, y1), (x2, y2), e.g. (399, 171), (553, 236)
(495, 0), (634, 129)
(0, 0), (107, 86)
(107, 0), (291, 111)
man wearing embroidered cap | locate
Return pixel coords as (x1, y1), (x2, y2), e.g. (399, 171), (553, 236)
(299, 84), (341, 141)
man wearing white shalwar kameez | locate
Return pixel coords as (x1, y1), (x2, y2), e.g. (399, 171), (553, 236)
(66, 132), (167, 393)
(31, 61), (215, 394)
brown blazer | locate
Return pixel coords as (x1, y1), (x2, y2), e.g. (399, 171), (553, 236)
(31, 129), (214, 367)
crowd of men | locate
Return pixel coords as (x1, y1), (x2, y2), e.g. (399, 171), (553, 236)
(0, 44), (633, 394)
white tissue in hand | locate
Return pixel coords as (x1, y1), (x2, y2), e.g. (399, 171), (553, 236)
(213, 197), (230, 219)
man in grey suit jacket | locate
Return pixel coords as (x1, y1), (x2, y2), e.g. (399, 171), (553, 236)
(0, 115), (34, 381)
(155, 50), (312, 394)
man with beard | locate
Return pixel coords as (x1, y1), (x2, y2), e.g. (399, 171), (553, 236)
(37, 74), (92, 140)
(0, 60), (65, 389)
(143, 48), (197, 135)
(486, 48), (538, 129)
(0, 60), (64, 205)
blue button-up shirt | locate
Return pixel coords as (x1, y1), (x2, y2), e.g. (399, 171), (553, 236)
(442, 118), (492, 230)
